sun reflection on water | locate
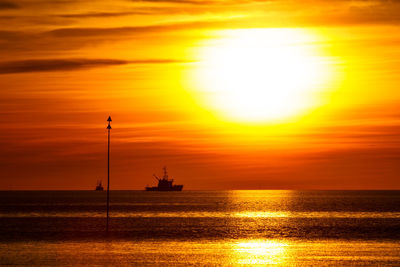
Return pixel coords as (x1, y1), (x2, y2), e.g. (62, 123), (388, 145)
(232, 240), (288, 265)
(234, 211), (289, 218)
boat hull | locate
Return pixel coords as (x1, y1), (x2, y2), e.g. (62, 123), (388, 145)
(145, 185), (183, 191)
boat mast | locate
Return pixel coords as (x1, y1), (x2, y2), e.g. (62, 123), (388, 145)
(163, 166), (168, 179)
(106, 116), (112, 233)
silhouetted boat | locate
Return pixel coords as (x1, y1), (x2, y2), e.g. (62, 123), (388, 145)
(95, 180), (104, 191)
(145, 167), (183, 191)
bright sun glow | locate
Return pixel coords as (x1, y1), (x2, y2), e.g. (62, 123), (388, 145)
(193, 28), (333, 123)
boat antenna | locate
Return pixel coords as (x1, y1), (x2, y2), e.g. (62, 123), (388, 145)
(106, 116), (112, 233)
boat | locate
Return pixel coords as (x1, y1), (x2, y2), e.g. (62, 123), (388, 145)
(95, 180), (104, 191)
(145, 167), (183, 191)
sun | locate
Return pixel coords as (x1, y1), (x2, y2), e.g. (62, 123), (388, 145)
(191, 28), (333, 123)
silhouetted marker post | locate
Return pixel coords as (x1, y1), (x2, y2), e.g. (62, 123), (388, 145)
(106, 116), (112, 233)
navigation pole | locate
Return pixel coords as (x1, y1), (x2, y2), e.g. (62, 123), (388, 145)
(106, 116), (112, 233)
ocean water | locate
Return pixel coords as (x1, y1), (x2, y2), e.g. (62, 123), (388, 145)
(0, 190), (399, 266)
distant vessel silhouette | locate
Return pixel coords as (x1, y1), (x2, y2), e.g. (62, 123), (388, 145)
(145, 167), (183, 191)
(95, 180), (104, 191)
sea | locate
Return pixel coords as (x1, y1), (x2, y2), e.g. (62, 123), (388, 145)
(0, 190), (399, 266)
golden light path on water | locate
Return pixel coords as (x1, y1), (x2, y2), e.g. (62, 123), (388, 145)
(3, 240), (399, 266)
(2, 191), (400, 265)
(3, 211), (400, 218)
(190, 28), (337, 123)
(232, 240), (288, 265)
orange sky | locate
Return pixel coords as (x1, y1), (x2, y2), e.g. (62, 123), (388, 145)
(0, 0), (400, 189)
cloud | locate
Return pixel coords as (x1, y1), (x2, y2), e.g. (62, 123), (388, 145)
(130, 59), (193, 64)
(0, 1), (19, 9)
(0, 58), (189, 74)
(0, 17), (247, 56)
(45, 19), (234, 37)
(134, 0), (275, 5)
(0, 18), (237, 53)
(57, 11), (148, 18)
(135, 0), (217, 5)
(0, 59), (127, 74)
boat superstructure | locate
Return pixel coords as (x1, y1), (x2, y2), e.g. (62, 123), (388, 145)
(145, 167), (183, 191)
(95, 180), (104, 191)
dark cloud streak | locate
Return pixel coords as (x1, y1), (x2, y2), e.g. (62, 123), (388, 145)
(0, 58), (190, 74)
(57, 11), (149, 18)
(0, 59), (127, 74)
(0, 1), (19, 9)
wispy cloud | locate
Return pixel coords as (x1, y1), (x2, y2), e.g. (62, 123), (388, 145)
(0, 58), (189, 74)
(57, 11), (147, 18)
(135, 0), (218, 5)
(0, 1), (19, 10)
(0, 59), (128, 74)
(45, 19), (235, 37)
(0, 18), (239, 54)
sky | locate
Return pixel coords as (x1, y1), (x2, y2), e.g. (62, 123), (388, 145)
(0, 0), (400, 190)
